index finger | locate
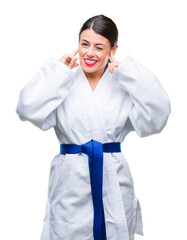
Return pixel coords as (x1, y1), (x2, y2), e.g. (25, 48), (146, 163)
(71, 48), (79, 56)
(110, 52), (117, 63)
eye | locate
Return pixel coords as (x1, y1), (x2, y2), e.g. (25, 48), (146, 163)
(81, 43), (89, 48)
(95, 47), (103, 51)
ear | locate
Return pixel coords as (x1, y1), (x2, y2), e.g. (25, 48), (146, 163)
(109, 44), (118, 57)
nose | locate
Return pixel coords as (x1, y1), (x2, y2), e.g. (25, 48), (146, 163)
(86, 46), (95, 57)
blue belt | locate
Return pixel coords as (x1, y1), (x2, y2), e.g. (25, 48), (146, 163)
(60, 139), (121, 240)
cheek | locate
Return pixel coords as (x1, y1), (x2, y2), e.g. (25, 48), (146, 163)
(79, 47), (87, 58)
(98, 52), (109, 63)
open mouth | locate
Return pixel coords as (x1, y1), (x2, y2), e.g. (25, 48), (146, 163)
(84, 58), (98, 66)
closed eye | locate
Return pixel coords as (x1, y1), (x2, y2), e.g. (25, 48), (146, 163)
(96, 47), (103, 51)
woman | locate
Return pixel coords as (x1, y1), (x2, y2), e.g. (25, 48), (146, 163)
(16, 15), (171, 240)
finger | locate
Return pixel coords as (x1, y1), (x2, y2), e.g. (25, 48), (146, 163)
(110, 52), (117, 63)
(108, 63), (113, 74)
(73, 62), (79, 68)
(108, 63), (118, 74)
(66, 56), (73, 61)
(69, 56), (78, 69)
(113, 63), (120, 68)
(69, 61), (74, 69)
(73, 56), (78, 62)
(108, 63), (111, 73)
(71, 56), (78, 66)
(71, 48), (79, 57)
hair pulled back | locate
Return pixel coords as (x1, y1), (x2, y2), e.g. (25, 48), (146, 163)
(78, 15), (118, 48)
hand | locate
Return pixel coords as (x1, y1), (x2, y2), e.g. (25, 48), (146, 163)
(59, 48), (79, 69)
(108, 52), (121, 74)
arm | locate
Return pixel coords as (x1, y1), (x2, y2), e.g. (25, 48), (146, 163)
(16, 57), (75, 130)
(112, 55), (171, 137)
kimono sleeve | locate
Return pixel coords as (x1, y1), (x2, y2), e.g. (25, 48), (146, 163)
(16, 57), (74, 130)
(113, 55), (171, 137)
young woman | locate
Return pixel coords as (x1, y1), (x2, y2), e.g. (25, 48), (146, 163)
(16, 15), (171, 240)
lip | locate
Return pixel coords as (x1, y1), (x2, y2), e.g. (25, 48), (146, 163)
(84, 58), (98, 66)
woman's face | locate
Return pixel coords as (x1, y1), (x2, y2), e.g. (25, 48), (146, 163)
(79, 29), (112, 75)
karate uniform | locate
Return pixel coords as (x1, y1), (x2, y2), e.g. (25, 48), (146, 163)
(16, 55), (171, 240)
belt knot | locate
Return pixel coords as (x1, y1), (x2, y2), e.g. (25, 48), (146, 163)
(82, 139), (103, 160)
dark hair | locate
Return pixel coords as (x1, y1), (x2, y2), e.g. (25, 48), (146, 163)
(78, 15), (118, 48)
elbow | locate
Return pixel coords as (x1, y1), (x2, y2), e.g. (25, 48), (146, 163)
(129, 81), (171, 138)
(16, 100), (43, 129)
(16, 89), (41, 125)
(16, 101), (27, 121)
(151, 82), (172, 135)
(155, 100), (171, 134)
(140, 97), (171, 137)
(16, 101), (54, 131)
(16, 89), (32, 121)
(16, 97), (33, 122)
(155, 91), (171, 133)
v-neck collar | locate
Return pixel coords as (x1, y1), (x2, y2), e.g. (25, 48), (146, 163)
(77, 66), (110, 95)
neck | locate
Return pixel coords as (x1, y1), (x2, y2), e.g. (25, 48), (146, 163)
(84, 68), (106, 82)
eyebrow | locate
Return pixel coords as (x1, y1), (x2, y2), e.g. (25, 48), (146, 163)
(81, 39), (107, 47)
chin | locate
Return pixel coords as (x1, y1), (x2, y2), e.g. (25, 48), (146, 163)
(80, 63), (96, 73)
(83, 68), (96, 73)
(80, 62), (107, 74)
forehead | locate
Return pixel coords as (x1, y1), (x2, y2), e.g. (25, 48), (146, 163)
(80, 29), (110, 46)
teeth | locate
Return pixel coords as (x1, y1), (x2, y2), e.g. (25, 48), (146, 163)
(85, 60), (96, 63)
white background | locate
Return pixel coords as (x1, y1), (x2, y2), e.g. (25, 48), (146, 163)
(0, 0), (186, 239)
